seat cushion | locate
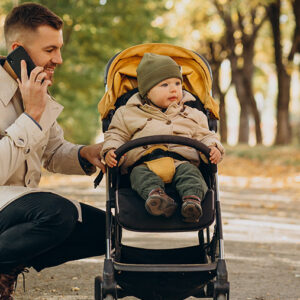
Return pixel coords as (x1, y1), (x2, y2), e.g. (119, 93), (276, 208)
(116, 188), (215, 232)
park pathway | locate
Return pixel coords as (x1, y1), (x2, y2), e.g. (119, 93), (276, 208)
(14, 173), (300, 300)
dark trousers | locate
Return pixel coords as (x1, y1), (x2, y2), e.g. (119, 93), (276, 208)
(0, 192), (106, 273)
(130, 162), (208, 200)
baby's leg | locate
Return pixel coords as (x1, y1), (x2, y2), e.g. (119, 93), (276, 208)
(130, 165), (177, 217)
(130, 164), (164, 200)
(172, 163), (208, 222)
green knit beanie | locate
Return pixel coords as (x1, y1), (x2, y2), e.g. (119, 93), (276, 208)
(137, 53), (183, 97)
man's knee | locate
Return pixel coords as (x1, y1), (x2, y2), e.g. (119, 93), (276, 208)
(39, 194), (78, 229)
(22, 193), (78, 239)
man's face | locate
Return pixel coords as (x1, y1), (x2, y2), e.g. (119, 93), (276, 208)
(16, 25), (63, 86)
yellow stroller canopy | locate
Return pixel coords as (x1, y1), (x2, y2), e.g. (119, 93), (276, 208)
(98, 43), (219, 120)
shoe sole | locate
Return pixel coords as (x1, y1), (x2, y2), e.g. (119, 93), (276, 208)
(181, 202), (202, 223)
(145, 196), (177, 217)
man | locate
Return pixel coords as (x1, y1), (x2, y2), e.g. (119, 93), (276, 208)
(0, 3), (107, 299)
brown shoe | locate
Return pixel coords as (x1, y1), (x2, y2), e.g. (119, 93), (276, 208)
(181, 195), (203, 223)
(145, 188), (177, 217)
(0, 266), (28, 300)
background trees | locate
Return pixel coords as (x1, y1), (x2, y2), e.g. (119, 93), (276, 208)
(0, 0), (299, 146)
(267, 0), (300, 144)
(0, 0), (169, 143)
(163, 0), (299, 146)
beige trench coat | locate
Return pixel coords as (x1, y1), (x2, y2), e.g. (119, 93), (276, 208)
(101, 91), (224, 174)
(0, 64), (87, 220)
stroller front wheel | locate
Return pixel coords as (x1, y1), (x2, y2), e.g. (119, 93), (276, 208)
(95, 275), (103, 300)
(215, 294), (227, 300)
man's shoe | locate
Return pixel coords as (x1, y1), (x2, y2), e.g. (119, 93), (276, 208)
(0, 266), (28, 300)
(181, 195), (202, 223)
(145, 188), (177, 217)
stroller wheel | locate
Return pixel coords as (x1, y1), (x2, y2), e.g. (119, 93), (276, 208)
(94, 275), (103, 300)
(95, 276), (117, 300)
(215, 294), (227, 300)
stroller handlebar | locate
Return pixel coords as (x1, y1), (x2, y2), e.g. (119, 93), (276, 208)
(114, 135), (211, 160)
(94, 135), (216, 188)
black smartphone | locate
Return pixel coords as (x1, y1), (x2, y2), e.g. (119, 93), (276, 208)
(6, 46), (36, 80)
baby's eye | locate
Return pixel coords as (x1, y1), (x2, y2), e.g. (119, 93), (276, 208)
(161, 83), (168, 87)
(175, 81), (181, 86)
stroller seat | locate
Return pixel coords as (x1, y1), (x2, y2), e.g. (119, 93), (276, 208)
(116, 187), (215, 232)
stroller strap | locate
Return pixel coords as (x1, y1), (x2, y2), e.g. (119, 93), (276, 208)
(128, 148), (187, 173)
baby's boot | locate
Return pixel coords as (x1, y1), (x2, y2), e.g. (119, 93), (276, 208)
(181, 195), (202, 223)
(145, 188), (177, 217)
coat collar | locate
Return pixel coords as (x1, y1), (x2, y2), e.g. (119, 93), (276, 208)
(0, 65), (18, 106)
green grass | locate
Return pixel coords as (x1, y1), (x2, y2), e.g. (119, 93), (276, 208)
(224, 144), (300, 167)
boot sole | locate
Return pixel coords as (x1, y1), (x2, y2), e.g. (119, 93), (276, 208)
(145, 196), (177, 217)
(181, 202), (202, 223)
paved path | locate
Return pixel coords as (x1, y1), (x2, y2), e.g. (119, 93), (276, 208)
(14, 174), (300, 300)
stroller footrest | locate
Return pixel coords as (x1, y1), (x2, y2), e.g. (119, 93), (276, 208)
(113, 261), (217, 273)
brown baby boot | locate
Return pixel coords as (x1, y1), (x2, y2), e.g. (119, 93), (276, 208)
(145, 188), (177, 217)
(181, 195), (203, 223)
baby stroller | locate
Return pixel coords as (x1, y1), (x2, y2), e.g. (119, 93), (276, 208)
(94, 43), (230, 300)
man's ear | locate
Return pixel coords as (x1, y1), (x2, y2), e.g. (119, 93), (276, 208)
(11, 42), (22, 51)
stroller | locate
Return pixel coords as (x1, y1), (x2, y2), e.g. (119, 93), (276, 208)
(94, 43), (230, 300)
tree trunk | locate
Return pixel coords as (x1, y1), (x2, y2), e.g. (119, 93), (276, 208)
(209, 42), (228, 143)
(288, 0), (300, 60)
(230, 58), (250, 144)
(243, 77), (262, 144)
(212, 66), (228, 143)
(242, 34), (263, 144)
(214, 2), (265, 144)
(236, 85), (250, 144)
(223, 13), (250, 144)
(275, 67), (292, 144)
(218, 92), (227, 143)
(268, 0), (292, 144)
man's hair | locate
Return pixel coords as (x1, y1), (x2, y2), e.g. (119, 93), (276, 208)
(4, 2), (63, 47)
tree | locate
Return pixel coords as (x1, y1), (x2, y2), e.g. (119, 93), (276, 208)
(162, 0), (268, 145)
(213, 0), (267, 144)
(0, 0), (170, 143)
(205, 40), (230, 143)
(267, 0), (300, 144)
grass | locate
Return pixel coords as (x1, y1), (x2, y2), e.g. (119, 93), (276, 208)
(225, 144), (300, 166)
(219, 144), (300, 177)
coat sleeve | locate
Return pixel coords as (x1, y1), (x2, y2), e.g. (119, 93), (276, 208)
(101, 107), (131, 158)
(42, 121), (87, 175)
(0, 113), (46, 185)
(192, 110), (225, 161)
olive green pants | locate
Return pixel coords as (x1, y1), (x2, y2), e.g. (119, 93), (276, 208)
(130, 162), (208, 201)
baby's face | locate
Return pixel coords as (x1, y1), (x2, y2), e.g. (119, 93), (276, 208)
(147, 77), (183, 109)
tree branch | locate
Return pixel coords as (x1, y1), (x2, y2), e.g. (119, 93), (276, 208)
(288, 0), (300, 60)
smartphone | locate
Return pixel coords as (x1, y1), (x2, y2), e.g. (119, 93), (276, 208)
(6, 46), (36, 80)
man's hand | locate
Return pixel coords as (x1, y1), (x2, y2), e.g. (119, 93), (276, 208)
(209, 146), (222, 164)
(17, 60), (51, 122)
(79, 143), (106, 173)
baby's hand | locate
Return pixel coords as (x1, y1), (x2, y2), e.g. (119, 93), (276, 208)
(209, 146), (221, 164)
(105, 149), (117, 167)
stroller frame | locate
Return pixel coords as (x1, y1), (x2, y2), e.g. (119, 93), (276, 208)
(95, 44), (230, 300)
(95, 136), (229, 300)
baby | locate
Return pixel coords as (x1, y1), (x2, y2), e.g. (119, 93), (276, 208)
(102, 53), (224, 222)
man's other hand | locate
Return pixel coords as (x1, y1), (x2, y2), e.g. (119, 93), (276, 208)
(79, 143), (106, 173)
